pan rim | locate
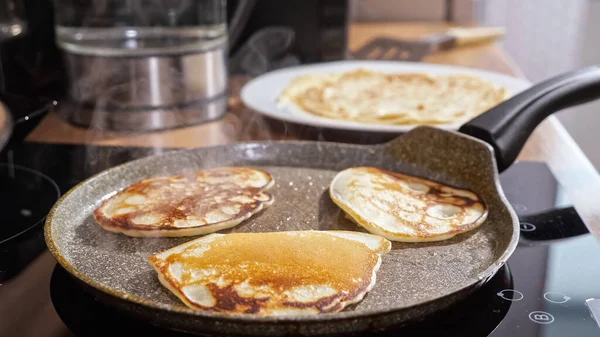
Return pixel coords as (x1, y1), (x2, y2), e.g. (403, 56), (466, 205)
(44, 137), (520, 324)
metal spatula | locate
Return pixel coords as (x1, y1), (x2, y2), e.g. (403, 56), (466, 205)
(352, 26), (506, 61)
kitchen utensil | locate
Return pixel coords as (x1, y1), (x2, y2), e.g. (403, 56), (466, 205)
(353, 26), (505, 61)
(0, 93), (55, 150)
(45, 65), (600, 336)
(241, 60), (531, 134)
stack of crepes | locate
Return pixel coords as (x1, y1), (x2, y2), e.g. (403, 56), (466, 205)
(278, 68), (509, 125)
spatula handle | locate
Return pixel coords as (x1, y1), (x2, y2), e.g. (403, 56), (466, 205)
(447, 27), (506, 46)
(459, 66), (600, 172)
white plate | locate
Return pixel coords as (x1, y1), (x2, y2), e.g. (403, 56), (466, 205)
(240, 60), (532, 133)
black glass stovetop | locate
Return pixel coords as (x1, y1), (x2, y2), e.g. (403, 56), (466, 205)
(2, 141), (600, 337)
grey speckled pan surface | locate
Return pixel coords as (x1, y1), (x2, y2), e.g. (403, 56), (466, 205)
(45, 126), (519, 337)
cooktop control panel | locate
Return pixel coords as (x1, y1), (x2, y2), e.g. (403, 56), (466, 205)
(492, 161), (600, 337)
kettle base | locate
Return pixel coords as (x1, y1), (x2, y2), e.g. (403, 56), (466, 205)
(58, 94), (228, 132)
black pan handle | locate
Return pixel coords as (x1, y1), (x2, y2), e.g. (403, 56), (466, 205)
(459, 65), (600, 172)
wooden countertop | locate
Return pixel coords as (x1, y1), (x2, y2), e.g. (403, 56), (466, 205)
(25, 22), (600, 242)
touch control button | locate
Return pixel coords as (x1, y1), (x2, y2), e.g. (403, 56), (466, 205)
(529, 311), (554, 324)
(544, 292), (570, 304)
(497, 289), (524, 301)
(520, 222), (536, 232)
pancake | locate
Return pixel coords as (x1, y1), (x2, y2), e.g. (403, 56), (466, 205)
(148, 230), (391, 316)
(329, 167), (488, 242)
(278, 68), (509, 126)
(93, 167), (274, 237)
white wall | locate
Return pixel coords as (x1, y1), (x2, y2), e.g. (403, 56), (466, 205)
(557, 0), (600, 169)
(478, 0), (600, 168)
(480, 0), (589, 82)
(349, 0), (484, 23)
(404, 0), (600, 170)
(350, 0), (447, 22)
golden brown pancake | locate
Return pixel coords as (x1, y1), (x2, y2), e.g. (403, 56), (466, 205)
(278, 68), (509, 126)
(329, 167), (488, 242)
(94, 167), (274, 237)
(148, 230), (391, 316)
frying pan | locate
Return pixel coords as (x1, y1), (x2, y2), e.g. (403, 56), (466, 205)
(45, 66), (600, 336)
